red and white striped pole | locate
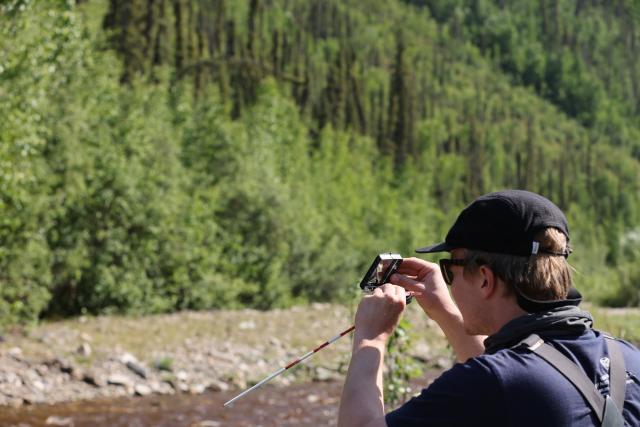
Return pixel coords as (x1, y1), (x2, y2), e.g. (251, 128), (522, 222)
(223, 291), (419, 407)
(223, 324), (355, 407)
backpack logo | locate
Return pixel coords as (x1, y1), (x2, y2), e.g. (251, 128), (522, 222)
(599, 356), (610, 370)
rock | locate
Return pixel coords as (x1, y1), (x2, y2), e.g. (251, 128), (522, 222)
(71, 366), (85, 381)
(176, 370), (188, 382)
(238, 320), (256, 330)
(8, 347), (23, 359)
(193, 421), (221, 427)
(306, 394), (320, 403)
(208, 380), (229, 392)
(313, 366), (337, 382)
(153, 380), (174, 395)
(126, 360), (148, 379)
(134, 383), (152, 396)
(23, 393), (47, 405)
(36, 364), (49, 376)
(76, 343), (92, 357)
(46, 357), (75, 374)
(410, 342), (432, 363)
(32, 379), (45, 392)
(434, 357), (453, 369)
(230, 376), (247, 390)
(119, 352), (138, 365)
(45, 415), (74, 426)
(107, 374), (133, 388)
(148, 380), (163, 393)
(4, 371), (23, 386)
(80, 333), (92, 342)
(162, 377), (178, 391)
(189, 383), (206, 394)
(82, 370), (106, 387)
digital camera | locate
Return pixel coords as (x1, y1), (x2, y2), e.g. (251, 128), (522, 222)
(359, 253), (403, 292)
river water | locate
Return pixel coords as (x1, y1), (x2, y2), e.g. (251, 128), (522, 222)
(0, 381), (342, 427)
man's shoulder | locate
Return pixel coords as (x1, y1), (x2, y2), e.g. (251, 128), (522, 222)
(433, 348), (539, 391)
(601, 333), (640, 367)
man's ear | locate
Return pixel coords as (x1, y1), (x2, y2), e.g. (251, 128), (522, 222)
(477, 265), (497, 298)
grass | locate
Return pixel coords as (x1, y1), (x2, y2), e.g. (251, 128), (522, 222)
(0, 302), (449, 379)
(1, 302), (636, 379)
(589, 305), (640, 345)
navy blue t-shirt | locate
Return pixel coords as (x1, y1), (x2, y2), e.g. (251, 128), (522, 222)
(386, 330), (640, 427)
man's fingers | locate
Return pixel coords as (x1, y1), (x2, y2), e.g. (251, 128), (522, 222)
(372, 286), (385, 297)
(373, 283), (406, 305)
(389, 273), (422, 291)
(397, 257), (439, 276)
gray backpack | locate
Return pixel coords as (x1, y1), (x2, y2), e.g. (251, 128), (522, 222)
(517, 334), (626, 427)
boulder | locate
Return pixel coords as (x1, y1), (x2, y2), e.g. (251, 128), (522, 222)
(125, 360), (148, 379)
(82, 370), (106, 387)
(134, 383), (152, 396)
(208, 380), (229, 392)
(176, 370), (188, 382)
(189, 383), (206, 394)
(76, 343), (92, 357)
(46, 357), (75, 374)
(107, 374), (133, 388)
(313, 366), (337, 382)
(8, 347), (23, 359)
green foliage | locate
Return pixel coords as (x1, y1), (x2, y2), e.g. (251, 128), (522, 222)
(0, 0), (639, 325)
(154, 356), (174, 372)
(385, 318), (423, 407)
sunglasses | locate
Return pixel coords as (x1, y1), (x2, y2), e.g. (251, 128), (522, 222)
(439, 259), (467, 285)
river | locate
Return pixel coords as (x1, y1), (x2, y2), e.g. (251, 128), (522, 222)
(0, 381), (342, 427)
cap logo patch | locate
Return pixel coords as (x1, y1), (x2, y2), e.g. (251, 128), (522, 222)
(531, 241), (540, 255)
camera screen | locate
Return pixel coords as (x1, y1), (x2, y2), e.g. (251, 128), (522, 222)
(359, 253), (402, 291)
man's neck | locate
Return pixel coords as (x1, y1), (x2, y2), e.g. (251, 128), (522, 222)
(487, 298), (528, 336)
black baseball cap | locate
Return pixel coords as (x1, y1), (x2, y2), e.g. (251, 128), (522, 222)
(416, 190), (570, 257)
(417, 190), (580, 312)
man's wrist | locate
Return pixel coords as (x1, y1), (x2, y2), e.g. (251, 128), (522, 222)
(353, 336), (388, 353)
(425, 302), (463, 327)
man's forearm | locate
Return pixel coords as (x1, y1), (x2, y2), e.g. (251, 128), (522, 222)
(337, 339), (388, 427)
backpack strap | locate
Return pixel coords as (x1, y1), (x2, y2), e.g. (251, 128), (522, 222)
(605, 337), (626, 413)
(602, 396), (625, 427)
(518, 334), (606, 422)
(516, 334), (627, 426)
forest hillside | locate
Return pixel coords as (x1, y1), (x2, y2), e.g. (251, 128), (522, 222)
(1, 0), (639, 325)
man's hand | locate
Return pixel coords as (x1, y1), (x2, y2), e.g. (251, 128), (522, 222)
(389, 257), (485, 361)
(388, 257), (454, 323)
(353, 283), (407, 345)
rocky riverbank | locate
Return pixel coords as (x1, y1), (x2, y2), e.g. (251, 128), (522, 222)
(0, 303), (450, 408)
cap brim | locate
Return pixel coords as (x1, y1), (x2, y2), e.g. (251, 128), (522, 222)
(415, 242), (454, 253)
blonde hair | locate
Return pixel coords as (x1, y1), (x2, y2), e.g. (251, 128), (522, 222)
(464, 228), (572, 300)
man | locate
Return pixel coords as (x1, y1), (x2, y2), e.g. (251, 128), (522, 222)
(337, 190), (640, 427)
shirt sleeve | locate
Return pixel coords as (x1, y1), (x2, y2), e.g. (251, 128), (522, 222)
(385, 356), (503, 427)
